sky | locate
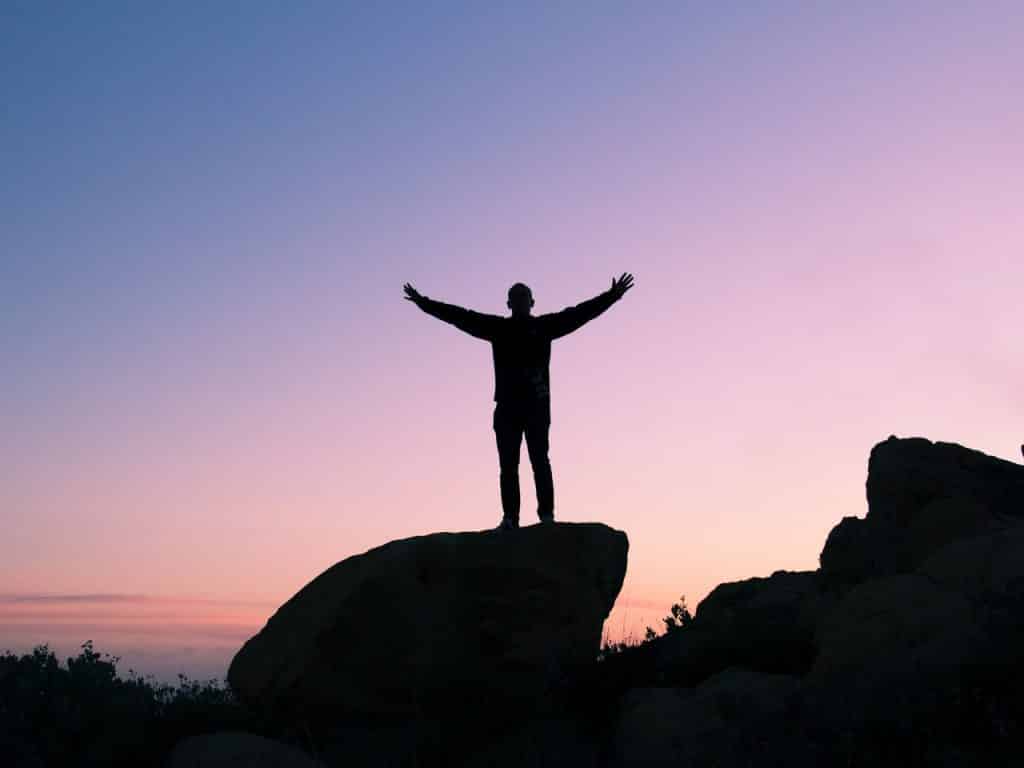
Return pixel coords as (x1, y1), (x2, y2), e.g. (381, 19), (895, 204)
(2, 2), (1022, 680)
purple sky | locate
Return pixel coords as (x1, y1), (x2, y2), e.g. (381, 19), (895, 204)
(3, 2), (1022, 679)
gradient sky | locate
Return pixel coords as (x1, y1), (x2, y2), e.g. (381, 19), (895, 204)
(3, 2), (1023, 679)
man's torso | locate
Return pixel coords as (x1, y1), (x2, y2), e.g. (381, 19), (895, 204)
(490, 316), (552, 404)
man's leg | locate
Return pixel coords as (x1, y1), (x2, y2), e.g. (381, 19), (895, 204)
(493, 403), (524, 526)
(525, 399), (553, 521)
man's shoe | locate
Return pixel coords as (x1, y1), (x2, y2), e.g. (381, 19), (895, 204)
(497, 518), (519, 532)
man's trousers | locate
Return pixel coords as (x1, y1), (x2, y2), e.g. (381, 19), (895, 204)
(493, 398), (553, 524)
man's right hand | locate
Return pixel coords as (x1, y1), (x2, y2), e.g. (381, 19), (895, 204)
(403, 283), (425, 304)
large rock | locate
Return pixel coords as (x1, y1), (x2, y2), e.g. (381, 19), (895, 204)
(917, 521), (1024, 672)
(820, 437), (1023, 586)
(819, 515), (908, 585)
(812, 573), (982, 681)
(609, 669), (804, 767)
(692, 569), (822, 673)
(166, 733), (323, 768)
(866, 436), (1024, 524)
(228, 522), (627, 722)
(805, 525), (1024, 741)
(649, 570), (822, 687)
(459, 715), (601, 768)
(918, 520), (1024, 602)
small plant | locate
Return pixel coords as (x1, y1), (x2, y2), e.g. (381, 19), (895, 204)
(598, 594), (694, 660)
(641, 594), (693, 641)
(659, 595), (694, 634)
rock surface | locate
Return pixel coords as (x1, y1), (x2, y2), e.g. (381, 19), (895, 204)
(610, 669), (803, 767)
(166, 732), (323, 768)
(866, 436), (1024, 524)
(650, 570), (821, 687)
(228, 522), (627, 721)
(820, 436), (1023, 585)
(596, 436), (1024, 767)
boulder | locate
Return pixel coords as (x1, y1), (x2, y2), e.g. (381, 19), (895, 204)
(693, 569), (822, 671)
(820, 437), (1022, 586)
(812, 573), (981, 680)
(807, 571), (991, 739)
(819, 515), (908, 585)
(917, 521), (1024, 673)
(918, 520), (1024, 602)
(650, 570), (821, 686)
(866, 436), (1024, 524)
(609, 669), (803, 767)
(316, 721), (423, 768)
(459, 715), (601, 768)
(227, 522), (627, 722)
(166, 732), (322, 768)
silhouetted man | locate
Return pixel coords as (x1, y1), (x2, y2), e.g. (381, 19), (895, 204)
(403, 273), (634, 530)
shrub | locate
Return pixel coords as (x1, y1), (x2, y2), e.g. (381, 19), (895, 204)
(598, 594), (693, 660)
(0, 641), (260, 767)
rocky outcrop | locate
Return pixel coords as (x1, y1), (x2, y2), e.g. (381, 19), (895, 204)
(610, 669), (803, 767)
(820, 437), (1024, 586)
(166, 732), (324, 767)
(228, 522), (627, 723)
(602, 436), (1024, 767)
(636, 436), (1024, 701)
(649, 570), (822, 687)
(866, 436), (1024, 524)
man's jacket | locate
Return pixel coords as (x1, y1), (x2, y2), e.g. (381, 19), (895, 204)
(415, 290), (619, 404)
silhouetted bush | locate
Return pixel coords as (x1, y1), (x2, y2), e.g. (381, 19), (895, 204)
(657, 594), (693, 635)
(0, 641), (263, 767)
(598, 594), (693, 660)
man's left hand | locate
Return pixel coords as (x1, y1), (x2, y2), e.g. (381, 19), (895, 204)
(610, 272), (634, 299)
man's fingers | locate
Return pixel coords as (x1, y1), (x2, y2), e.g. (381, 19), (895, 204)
(611, 272), (634, 297)
(612, 272), (633, 291)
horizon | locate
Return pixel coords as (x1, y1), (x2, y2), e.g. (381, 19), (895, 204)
(4, 3), (1023, 681)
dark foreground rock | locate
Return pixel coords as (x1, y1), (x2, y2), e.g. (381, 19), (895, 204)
(820, 436), (1024, 586)
(610, 668), (804, 767)
(650, 569), (823, 687)
(866, 436), (1024, 524)
(228, 522), (627, 725)
(594, 437), (1024, 767)
(166, 732), (324, 767)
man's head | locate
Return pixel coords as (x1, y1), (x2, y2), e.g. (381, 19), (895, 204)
(507, 283), (534, 318)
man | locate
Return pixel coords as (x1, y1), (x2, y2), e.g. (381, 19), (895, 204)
(403, 273), (634, 530)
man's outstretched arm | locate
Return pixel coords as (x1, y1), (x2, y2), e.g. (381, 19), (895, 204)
(403, 283), (501, 341)
(541, 272), (634, 340)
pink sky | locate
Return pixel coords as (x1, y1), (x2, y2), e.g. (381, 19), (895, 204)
(3, 3), (1023, 679)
